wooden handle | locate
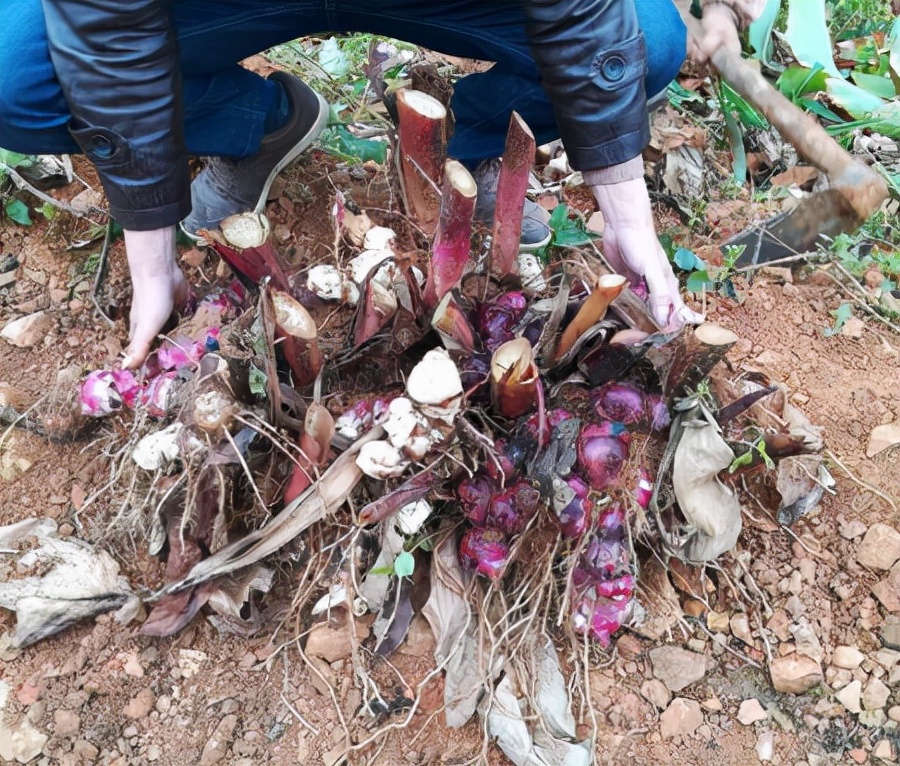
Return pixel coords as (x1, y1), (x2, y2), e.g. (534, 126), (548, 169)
(680, 10), (888, 221)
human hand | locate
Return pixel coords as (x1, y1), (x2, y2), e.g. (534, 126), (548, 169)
(691, 3), (741, 64)
(122, 226), (189, 370)
(591, 178), (704, 331)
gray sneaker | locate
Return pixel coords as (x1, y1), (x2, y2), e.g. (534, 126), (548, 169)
(182, 72), (329, 239)
(472, 158), (552, 252)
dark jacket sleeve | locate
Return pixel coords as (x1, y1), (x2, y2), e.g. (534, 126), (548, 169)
(41, 0), (190, 230)
(523, 0), (650, 172)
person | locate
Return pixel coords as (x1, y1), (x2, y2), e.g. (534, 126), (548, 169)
(0, 0), (759, 370)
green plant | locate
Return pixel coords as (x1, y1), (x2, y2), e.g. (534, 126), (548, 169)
(0, 148), (36, 226)
(824, 301), (853, 336)
(672, 244), (744, 299)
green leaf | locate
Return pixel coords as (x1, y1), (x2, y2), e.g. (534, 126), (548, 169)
(394, 550), (415, 578)
(723, 105), (748, 185)
(673, 247), (706, 271)
(748, 0), (782, 69)
(0, 149), (30, 168)
(776, 65), (829, 101)
(719, 82), (768, 129)
(4, 198), (32, 226)
(319, 125), (388, 164)
(548, 204), (595, 247)
(248, 364), (268, 397)
(39, 202), (57, 221)
(728, 449), (754, 473)
(824, 301), (853, 335)
(317, 37), (350, 78)
(826, 78), (886, 119)
(850, 71), (896, 100)
(784, 0), (841, 78)
(686, 269), (712, 293)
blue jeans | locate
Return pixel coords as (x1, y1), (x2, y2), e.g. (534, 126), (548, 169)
(0, 0), (685, 166)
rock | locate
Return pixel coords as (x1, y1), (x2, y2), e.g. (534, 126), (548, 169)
(835, 680), (862, 713)
(791, 619), (824, 662)
(738, 699), (768, 725)
(769, 655), (823, 694)
(123, 654), (144, 678)
(862, 678), (890, 711)
(873, 740), (894, 760)
(841, 317), (865, 339)
(72, 740), (99, 761)
(832, 646), (865, 670)
(757, 731), (774, 762)
(707, 611), (730, 633)
(53, 710), (80, 738)
(888, 705), (900, 722)
(147, 745), (161, 761)
(859, 709), (886, 728)
(640, 679), (672, 710)
(730, 613), (754, 645)
(866, 422), (900, 458)
(857, 524), (900, 570)
(840, 520), (868, 540)
(123, 689), (155, 720)
(306, 619), (370, 664)
(872, 563), (900, 613)
(660, 698), (703, 739)
(847, 748), (867, 764)
(648, 646), (710, 692)
(177, 649), (208, 679)
(200, 714), (238, 766)
(767, 609), (792, 642)
(701, 697), (723, 712)
(0, 720), (48, 764)
(0, 311), (54, 348)
(884, 616), (900, 650)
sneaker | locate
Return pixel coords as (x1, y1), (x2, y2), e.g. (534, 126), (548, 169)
(182, 72), (329, 239)
(472, 158), (553, 252)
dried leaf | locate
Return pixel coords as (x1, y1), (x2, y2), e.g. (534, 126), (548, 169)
(373, 577), (414, 656)
(421, 532), (469, 663)
(0, 519), (133, 647)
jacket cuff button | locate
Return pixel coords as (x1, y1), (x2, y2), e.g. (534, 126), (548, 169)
(601, 55), (627, 82)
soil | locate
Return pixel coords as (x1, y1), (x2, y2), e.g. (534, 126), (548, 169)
(2, 112), (900, 766)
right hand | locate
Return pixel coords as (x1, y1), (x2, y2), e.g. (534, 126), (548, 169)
(691, 4), (741, 64)
(122, 226), (189, 370)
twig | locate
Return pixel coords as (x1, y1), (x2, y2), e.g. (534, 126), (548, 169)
(279, 693), (319, 736)
(823, 263), (900, 336)
(91, 219), (117, 326)
(826, 448), (898, 515)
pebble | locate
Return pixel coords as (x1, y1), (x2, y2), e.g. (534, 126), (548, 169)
(701, 697), (723, 712)
(730, 613), (754, 645)
(199, 714), (238, 766)
(123, 655), (144, 678)
(72, 740), (99, 760)
(884, 616), (900, 650)
(856, 523), (900, 570)
(155, 696), (171, 714)
(738, 699), (768, 725)
(873, 740), (894, 760)
(862, 678), (890, 711)
(0, 720), (48, 764)
(835, 680), (862, 713)
(123, 689), (155, 720)
(177, 649), (208, 679)
(147, 745), (161, 761)
(888, 705), (900, 722)
(832, 646), (865, 670)
(640, 679), (671, 710)
(707, 611), (730, 633)
(660, 698), (704, 739)
(757, 731), (774, 762)
(306, 619), (370, 664)
(847, 748), (867, 764)
(0, 311), (54, 348)
(53, 710), (80, 738)
(769, 655), (823, 694)
(648, 646), (710, 692)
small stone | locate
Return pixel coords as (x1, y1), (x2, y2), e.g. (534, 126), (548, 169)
(862, 678), (890, 711)
(306, 619), (370, 664)
(840, 520), (868, 540)
(53, 710), (80, 738)
(177, 649), (207, 679)
(72, 740), (99, 761)
(648, 646), (710, 692)
(883, 616), (900, 650)
(147, 745), (161, 761)
(767, 610), (792, 642)
(155, 696), (171, 714)
(123, 689), (155, 720)
(857, 523), (900, 570)
(858, 709), (886, 728)
(199, 714), (238, 766)
(730, 613), (754, 645)
(835, 680), (862, 713)
(888, 705), (900, 722)
(871, 563), (900, 613)
(123, 655), (144, 678)
(707, 611), (730, 633)
(784, 596), (804, 618)
(701, 697), (723, 712)
(770, 655), (823, 694)
(832, 646), (865, 670)
(640, 679), (671, 710)
(0, 720), (48, 764)
(1, 311), (54, 348)
(757, 731), (774, 762)
(847, 748), (867, 764)
(738, 699), (768, 725)
(873, 740), (894, 760)
(660, 698), (704, 739)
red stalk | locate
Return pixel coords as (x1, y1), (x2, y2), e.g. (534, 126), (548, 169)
(284, 402), (334, 503)
(203, 212), (289, 290)
(489, 112), (536, 278)
(424, 159), (477, 308)
(431, 292), (475, 353)
(269, 289), (322, 387)
(396, 89), (447, 234)
(354, 279), (398, 347)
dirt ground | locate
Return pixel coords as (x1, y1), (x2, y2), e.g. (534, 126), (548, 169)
(2, 133), (900, 766)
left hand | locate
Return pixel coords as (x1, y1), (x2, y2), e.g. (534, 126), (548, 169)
(591, 178), (704, 331)
(691, 4), (741, 64)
